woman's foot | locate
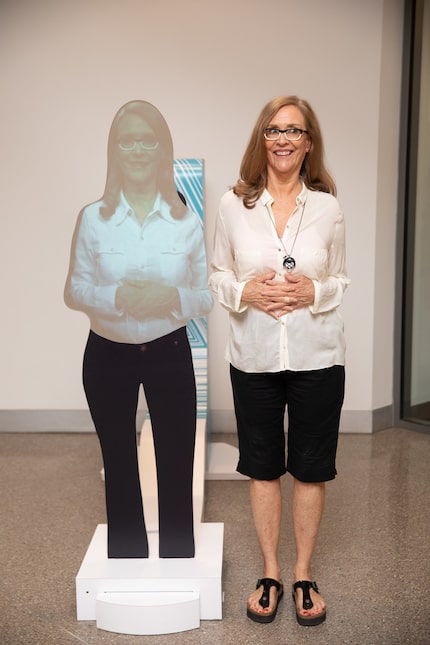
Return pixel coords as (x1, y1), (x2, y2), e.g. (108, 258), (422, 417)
(292, 580), (326, 626)
(247, 577), (284, 623)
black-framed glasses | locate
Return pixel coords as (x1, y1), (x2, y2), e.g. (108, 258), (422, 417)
(263, 127), (308, 141)
(118, 137), (159, 151)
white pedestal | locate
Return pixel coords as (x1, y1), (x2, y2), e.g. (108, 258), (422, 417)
(76, 522), (224, 635)
(206, 442), (249, 480)
(96, 591), (200, 635)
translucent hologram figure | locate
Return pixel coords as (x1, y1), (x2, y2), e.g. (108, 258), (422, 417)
(65, 101), (212, 558)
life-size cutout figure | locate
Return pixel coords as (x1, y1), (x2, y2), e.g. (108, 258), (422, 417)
(65, 100), (212, 558)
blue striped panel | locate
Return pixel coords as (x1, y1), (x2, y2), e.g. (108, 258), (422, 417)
(174, 160), (208, 419)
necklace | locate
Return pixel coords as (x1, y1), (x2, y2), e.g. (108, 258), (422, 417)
(267, 200), (306, 273)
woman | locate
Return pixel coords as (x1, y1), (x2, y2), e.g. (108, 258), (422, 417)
(209, 96), (349, 625)
(65, 100), (212, 559)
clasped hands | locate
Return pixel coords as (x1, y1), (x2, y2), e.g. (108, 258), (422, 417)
(115, 279), (180, 319)
(241, 271), (315, 320)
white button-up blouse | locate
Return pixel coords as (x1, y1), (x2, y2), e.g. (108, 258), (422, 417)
(67, 192), (212, 344)
(208, 185), (350, 373)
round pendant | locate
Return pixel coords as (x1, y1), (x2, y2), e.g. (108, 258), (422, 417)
(283, 255), (296, 272)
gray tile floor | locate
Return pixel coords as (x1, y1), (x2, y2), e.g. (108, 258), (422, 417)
(1, 428), (429, 645)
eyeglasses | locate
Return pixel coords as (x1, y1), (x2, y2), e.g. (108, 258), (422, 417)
(263, 127), (308, 142)
(117, 137), (159, 151)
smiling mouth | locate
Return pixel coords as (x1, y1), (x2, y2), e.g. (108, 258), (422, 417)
(274, 150), (292, 156)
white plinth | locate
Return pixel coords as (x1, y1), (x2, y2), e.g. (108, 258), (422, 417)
(76, 522), (224, 635)
(206, 442), (249, 480)
(96, 590), (200, 635)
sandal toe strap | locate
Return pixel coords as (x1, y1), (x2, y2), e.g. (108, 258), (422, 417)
(293, 580), (319, 610)
(256, 578), (282, 609)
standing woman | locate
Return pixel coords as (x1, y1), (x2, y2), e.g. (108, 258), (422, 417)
(209, 96), (349, 625)
(65, 100), (212, 559)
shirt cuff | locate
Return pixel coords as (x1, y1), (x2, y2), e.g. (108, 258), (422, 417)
(234, 281), (249, 313)
(309, 279), (321, 314)
(96, 285), (124, 317)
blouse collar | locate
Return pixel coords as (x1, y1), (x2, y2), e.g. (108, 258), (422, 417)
(260, 182), (308, 208)
(112, 191), (173, 225)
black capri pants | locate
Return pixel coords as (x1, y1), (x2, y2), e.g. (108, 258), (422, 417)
(230, 364), (345, 483)
(83, 327), (196, 559)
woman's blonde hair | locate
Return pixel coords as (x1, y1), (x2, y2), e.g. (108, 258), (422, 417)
(233, 96), (336, 208)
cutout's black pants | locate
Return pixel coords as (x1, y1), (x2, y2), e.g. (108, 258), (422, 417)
(83, 327), (196, 558)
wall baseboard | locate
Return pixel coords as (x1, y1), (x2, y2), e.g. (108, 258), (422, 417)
(209, 407), (394, 435)
(0, 407), (393, 434)
(0, 409), (145, 433)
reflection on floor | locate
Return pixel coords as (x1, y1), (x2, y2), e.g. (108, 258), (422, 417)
(0, 428), (429, 645)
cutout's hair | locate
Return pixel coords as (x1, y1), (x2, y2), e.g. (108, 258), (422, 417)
(233, 96), (336, 208)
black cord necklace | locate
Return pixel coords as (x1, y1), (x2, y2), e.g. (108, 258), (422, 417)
(267, 200), (306, 273)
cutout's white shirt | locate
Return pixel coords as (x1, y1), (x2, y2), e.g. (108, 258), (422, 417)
(68, 192), (212, 343)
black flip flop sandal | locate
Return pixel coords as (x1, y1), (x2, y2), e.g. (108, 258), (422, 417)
(247, 577), (284, 623)
(292, 580), (326, 626)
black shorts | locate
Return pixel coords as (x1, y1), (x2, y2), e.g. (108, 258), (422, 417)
(230, 364), (345, 483)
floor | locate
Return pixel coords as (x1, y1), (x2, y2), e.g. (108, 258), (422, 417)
(1, 428), (429, 645)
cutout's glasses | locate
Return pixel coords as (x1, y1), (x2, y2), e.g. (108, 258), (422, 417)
(118, 137), (159, 151)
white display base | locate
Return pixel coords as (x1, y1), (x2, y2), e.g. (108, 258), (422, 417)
(206, 442), (248, 480)
(96, 590), (200, 635)
(76, 522), (224, 635)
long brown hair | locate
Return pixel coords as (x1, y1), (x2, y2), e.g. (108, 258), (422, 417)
(233, 96), (336, 208)
(100, 100), (186, 219)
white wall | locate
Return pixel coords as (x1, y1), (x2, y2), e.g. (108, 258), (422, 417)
(0, 0), (404, 431)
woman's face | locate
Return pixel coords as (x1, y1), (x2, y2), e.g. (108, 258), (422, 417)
(116, 113), (161, 189)
(264, 104), (311, 181)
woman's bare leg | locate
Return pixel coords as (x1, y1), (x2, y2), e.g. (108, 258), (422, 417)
(292, 478), (326, 617)
(247, 478), (283, 616)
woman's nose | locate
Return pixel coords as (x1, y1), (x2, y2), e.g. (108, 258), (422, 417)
(134, 141), (147, 152)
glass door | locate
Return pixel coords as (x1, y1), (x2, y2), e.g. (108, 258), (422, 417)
(400, 0), (430, 427)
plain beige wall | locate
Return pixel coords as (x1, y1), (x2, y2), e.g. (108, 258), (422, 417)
(0, 0), (404, 431)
